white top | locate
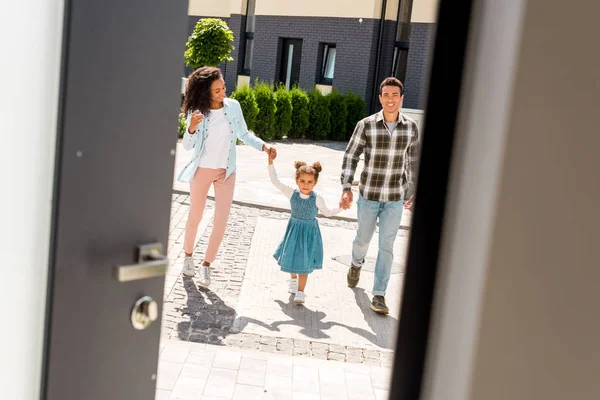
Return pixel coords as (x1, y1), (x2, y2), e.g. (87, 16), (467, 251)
(198, 108), (231, 169)
(268, 164), (341, 217)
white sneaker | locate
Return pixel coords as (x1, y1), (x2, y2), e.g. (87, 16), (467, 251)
(199, 265), (211, 287)
(294, 291), (306, 304)
(288, 278), (298, 294)
(182, 257), (195, 277)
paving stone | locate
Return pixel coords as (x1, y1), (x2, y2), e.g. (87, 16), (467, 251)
(327, 352), (346, 362)
(162, 194), (404, 365)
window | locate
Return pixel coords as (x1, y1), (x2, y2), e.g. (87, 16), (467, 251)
(279, 39), (303, 89)
(241, 0), (256, 75)
(392, 43), (409, 83)
(318, 43), (336, 84)
(391, 0), (414, 83)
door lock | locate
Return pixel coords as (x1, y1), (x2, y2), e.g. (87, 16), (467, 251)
(131, 296), (158, 330)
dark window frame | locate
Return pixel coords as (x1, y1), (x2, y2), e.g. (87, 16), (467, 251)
(391, 40), (410, 83)
(317, 43), (336, 85)
(240, 0), (256, 76)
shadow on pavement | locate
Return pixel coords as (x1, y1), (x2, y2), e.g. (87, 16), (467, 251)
(176, 276), (237, 345)
(234, 293), (397, 350)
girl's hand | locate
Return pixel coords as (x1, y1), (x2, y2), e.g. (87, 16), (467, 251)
(267, 147), (276, 165)
(188, 110), (204, 134)
(263, 145), (277, 162)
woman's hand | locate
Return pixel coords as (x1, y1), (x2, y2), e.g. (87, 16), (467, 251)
(188, 110), (204, 134)
(264, 145), (277, 165)
(263, 145), (277, 158)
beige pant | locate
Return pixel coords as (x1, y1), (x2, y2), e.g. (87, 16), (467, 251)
(184, 168), (236, 262)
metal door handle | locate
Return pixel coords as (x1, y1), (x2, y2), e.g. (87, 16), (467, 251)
(114, 243), (168, 282)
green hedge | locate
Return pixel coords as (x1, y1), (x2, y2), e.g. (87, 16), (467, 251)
(178, 113), (186, 138)
(344, 92), (366, 140)
(308, 89), (331, 140)
(253, 81), (277, 140)
(229, 84), (367, 141)
(230, 85), (259, 131)
(289, 87), (310, 138)
(327, 90), (348, 141)
(274, 85), (293, 139)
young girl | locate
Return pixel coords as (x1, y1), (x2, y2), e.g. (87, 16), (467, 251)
(268, 152), (341, 303)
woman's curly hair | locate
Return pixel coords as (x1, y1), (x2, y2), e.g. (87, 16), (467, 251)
(294, 161), (322, 181)
(181, 66), (223, 115)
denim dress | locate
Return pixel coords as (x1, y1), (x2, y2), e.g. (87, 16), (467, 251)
(273, 190), (324, 274)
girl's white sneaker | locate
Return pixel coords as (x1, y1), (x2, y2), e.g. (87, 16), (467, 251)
(294, 291), (306, 304)
(288, 278), (298, 294)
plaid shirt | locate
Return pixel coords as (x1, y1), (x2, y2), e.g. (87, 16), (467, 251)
(341, 110), (420, 202)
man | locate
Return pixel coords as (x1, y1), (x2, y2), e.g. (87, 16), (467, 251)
(340, 77), (419, 314)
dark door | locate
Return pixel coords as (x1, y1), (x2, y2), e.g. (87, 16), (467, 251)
(279, 38), (303, 89)
(42, 1), (187, 399)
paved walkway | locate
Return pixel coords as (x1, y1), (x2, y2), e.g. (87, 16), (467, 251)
(173, 140), (410, 223)
(158, 140), (413, 399)
(231, 217), (408, 351)
(162, 195), (408, 365)
(157, 340), (391, 400)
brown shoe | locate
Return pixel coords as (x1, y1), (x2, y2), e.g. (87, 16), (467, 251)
(370, 295), (389, 314)
(347, 264), (361, 288)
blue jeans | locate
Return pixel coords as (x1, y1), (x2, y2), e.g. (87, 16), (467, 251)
(352, 194), (404, 296)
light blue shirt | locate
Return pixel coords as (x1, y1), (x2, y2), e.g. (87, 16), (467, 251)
(177, 98), (265, 183)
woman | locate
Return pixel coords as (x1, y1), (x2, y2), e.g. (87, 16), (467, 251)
(178, 66), (276, 286)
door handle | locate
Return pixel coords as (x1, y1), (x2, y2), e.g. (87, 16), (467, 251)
(114, 243), (168, 282)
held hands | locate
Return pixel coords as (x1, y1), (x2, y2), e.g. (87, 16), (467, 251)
(339, 190), (353, 210)
(188, 110), (204, 134)
(264, 145), (277, 164)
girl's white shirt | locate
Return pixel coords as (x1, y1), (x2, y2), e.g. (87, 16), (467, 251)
(198, 108), (230, 169)
(268, 164), (341, 217)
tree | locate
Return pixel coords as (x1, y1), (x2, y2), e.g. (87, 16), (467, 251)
(184, 18), (234, 68)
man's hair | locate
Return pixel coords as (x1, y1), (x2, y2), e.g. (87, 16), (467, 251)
(379, 77), (404, 95)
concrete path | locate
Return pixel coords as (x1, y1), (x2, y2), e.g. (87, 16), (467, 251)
(157, 339), (391, 400)
(172, 140), (412, 226)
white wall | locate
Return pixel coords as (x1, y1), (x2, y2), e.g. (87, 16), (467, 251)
(0, 1), (64, 398)
(255, 0), (379, 19)
(188, 0), (231, 17)
(411, 0), (438, 23)
(423, 0), (600, 399)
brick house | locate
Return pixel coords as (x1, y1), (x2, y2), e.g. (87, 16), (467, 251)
(186, 0), (437, 112)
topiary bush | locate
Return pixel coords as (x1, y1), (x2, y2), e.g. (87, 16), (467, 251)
(308, 89), (331, 140)
(178, 113), (187, 138)
(230, 85), (259, 131)
(253, 81), (277, 140)
(289, 87), (310, 138)
(184, 18), (234, 68)
(344, 91), (367, 140)
(274, 85), (293, 139)
(326, 90), (348, 141)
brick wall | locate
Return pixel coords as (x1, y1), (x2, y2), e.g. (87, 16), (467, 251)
(183, 16), (435, 113)
(404, 22), (435, 109)
(247, 15), (381, 111)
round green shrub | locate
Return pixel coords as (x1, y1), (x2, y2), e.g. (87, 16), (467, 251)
(230, 85), (259, 131)
(178, 113), (186, 138)
(289, 87), (310, 138)
(184, 18), (234, 68)
(274, 86), (293, 139)
(344, 92), (366, 140)
(308, 89), (331, 140)
(253, 81), (277, 140)
(326, 90), (348, 141)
